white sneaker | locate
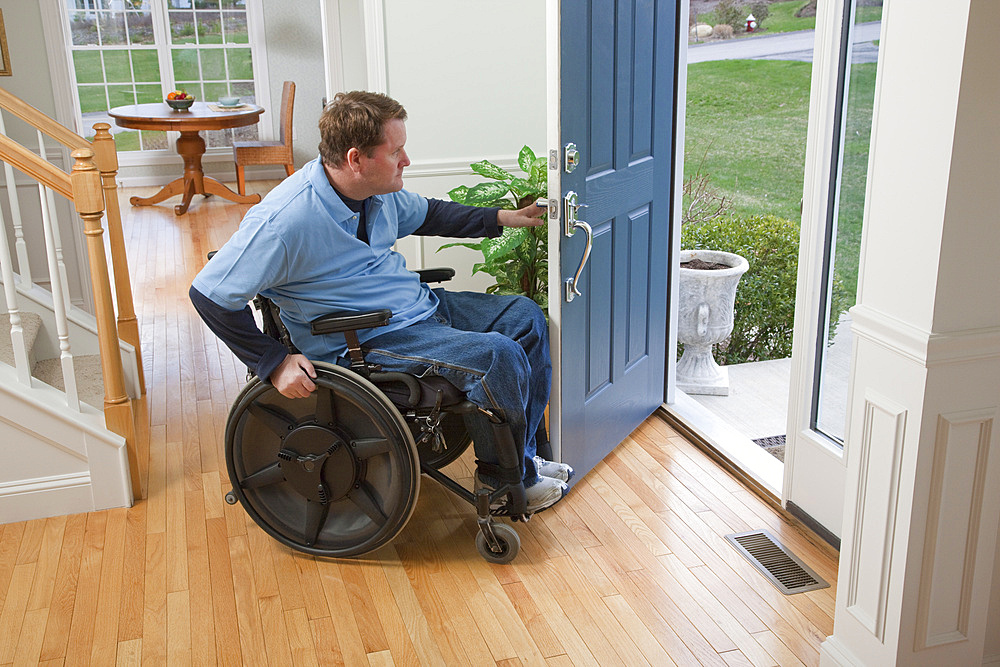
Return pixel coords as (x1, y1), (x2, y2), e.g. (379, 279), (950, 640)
(533, 456), (575, 483)
(525, 475), (568, 513)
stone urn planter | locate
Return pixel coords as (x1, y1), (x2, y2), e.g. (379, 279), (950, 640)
(676, 249), (749, 395)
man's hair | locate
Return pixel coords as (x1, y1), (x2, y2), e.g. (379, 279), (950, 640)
(318, 91), (407, 167)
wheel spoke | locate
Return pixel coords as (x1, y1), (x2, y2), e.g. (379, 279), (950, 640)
(350, 438), (390, 461)
(348, 483), (387, 526)
(248, 401), (296, 437)
(314, 387), (336, 426)
(240, 462), (284, 489)
(303, 499), (330, 546)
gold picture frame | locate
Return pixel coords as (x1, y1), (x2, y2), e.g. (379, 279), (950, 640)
(0, 10), (10, 77)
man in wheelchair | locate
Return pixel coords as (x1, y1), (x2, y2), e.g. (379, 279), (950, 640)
(190, 90), (572, 522)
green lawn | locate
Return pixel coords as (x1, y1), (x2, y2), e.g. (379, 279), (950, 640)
(693, 0), (882, 39)
(684, 58), (877, 304)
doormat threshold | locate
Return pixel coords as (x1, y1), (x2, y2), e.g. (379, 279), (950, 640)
(753, 435), (785, 463)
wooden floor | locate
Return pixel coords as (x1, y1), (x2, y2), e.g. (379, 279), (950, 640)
(0, 182), (838, 666)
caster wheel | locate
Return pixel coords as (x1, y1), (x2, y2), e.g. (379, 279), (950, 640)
(475, 523), (520, 564)
(224, 491), (237, 505)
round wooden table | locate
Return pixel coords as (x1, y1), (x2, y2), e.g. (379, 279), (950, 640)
(109, 102), (265, 215)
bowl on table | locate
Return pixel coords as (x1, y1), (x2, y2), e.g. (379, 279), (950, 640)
(166, 96), (194, 111)
(217, 96), (241, 107)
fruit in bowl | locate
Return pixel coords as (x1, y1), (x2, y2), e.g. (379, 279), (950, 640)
(165, 90), (194, 110)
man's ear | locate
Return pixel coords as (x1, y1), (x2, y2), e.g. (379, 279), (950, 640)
(345, 147), (363, 173)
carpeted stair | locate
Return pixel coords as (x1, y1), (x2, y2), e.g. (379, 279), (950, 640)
(1, 312), (105, 409)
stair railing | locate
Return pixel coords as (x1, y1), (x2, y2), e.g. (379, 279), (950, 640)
(0, 110), (141, 499)
(0, 87), (145, 395)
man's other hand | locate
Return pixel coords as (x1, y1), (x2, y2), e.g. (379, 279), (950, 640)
(498, 200), (546, 228)
(270, 354), (317, 398)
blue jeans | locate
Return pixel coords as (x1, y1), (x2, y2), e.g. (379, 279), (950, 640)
(361, 289), (550, 487)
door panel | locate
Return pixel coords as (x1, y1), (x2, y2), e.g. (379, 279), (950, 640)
(558, 0), (678, 480)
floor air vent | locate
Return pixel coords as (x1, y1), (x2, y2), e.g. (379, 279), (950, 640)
(725, 530), (829, 595)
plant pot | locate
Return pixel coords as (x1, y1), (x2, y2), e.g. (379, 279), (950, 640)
(676, 249), (749, 396)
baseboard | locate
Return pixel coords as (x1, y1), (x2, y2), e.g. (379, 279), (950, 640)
(787, 500), (841, 551)
(0, 472), (95, 524)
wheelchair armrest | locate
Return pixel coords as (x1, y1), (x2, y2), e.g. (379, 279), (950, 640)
(310, 309), (392, 336)
(416, 267), (455, 284)
(207, 250), (218, 260)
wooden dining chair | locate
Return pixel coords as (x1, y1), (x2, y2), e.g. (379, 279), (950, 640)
(233, 80), (296, 195)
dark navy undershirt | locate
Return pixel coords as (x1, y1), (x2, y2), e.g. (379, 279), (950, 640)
(190, 196), (501, 383)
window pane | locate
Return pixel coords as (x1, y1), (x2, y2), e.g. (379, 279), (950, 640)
(231, 80), (255, 102)
(125, 10), (155, 45)
(195, 0), (220, 9)
(175, 82), (204, 100)
(140, 131), (169, 151)
(196, 10), (223, 44)
(227, 47), (251, 80)
(113, 130), (141, 152)
(103, 50), (131, 83)
(203, 81), (229, 102)
(222, 11), (248, 43)
(169, 0), (194, 8)
(169, 11), (197, 44)
(77, 86), (108, 113)
(73, 51), (103, 84)
(232, 123), (258, 142)
(131, 49), (160, 82)
(107, 84), (136, 108)
(69, 13), (99, 46)
(136, 83), (162, 104)
(172, 48), (199, 80)
(199, 49), (226, 80)
(205, 128), (231, 148)
(99, 11), (127, 46)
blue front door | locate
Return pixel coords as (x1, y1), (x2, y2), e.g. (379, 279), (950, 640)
(558, 0), (678, 479)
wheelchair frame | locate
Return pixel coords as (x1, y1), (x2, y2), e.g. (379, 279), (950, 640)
(220, 268), (532, 563)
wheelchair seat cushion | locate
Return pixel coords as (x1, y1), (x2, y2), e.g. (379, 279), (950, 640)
(378, 374), (466, 410)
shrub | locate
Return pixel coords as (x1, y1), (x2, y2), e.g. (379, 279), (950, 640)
(714, 0), (746, 28)
(713, 24), (735, 39)
(683, 213), (815, 364)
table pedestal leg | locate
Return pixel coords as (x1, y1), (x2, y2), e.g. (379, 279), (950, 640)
(128, 130), (263, 215)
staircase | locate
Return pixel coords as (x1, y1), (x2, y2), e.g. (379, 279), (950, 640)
(0, 87), (145, 524)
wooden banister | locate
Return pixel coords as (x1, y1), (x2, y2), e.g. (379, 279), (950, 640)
(0, 87), (88, 151)
(92, 123), (145, 394)
(70, 148), (141, 500)
(0, 133), (72, 198)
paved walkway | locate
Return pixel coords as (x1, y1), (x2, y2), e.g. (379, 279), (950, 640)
(688, 21), (881, 64)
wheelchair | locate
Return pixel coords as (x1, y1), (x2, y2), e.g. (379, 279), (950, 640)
(220, 267), (534, 564)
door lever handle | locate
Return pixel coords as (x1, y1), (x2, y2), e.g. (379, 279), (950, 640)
(564, 219), (593, 303)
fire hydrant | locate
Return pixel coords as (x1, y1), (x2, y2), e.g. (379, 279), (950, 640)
(746, 14), (757, 32)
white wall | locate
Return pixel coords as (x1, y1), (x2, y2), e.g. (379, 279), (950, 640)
(0, 0), (93, 312)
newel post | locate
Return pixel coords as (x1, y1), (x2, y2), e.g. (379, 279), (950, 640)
(92, 122), (145, 395)
(70, 148), (142, 500)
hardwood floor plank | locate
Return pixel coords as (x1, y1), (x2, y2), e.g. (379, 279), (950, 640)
(117, 504), (145, 642)
(90, 508), (127, 666)
(308, 616), (346, 667)
(37, 510), (84, 662)
(0, 563), (35, 662)
(15, 519), (45, 565)
(63, 512), (107, 666)
(753, 629), (807, 667)
(359, 549), (422, 667)
(315, 561), (369, 666)
(116, 638), (142, 666)
(0, 523), (25, 611)
(141, 531), (167, 665)
(184, 489), (217, 665)
(602, 593), (676, 666)
(27, 517), (67, 612)
(205, 518), (242, 665)
(258, 594), (294, 665)
(12, 606), (48, 666)
(228, 534), (268, 666)
(284, 607), (320, 667)
(166, 589), (192, 664)
(374, 545), (448, 666)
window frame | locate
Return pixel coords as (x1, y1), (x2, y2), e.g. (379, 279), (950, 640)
(42, 0), (272, 168)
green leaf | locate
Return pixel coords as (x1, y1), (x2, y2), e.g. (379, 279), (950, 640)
(447, 185), (469, 204)
(518, 145), (536, 173)
(484, 198), (517, 210)
(465, 181), (511, 206)
(529, 156), (548, 184)
(508, 177), (532, 200)
(470, 160), (513, 181)
(482, 228), (529, 263)
(436, 239), (487, 252)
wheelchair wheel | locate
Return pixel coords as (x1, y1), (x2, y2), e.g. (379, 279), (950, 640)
(411, 411), (473, 470)
(225, 362), (419, 558)
(475, 523), (520, 564)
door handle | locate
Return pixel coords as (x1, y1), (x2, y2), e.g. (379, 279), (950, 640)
(563, 191), (592, 303)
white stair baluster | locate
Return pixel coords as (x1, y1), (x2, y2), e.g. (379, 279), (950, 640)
(0, 112), (32, 287)
(0, 192), (32, 384)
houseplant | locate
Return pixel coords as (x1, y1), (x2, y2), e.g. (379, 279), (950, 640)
(438, 146), (549, 310)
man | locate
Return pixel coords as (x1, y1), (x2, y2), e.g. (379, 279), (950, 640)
(191, 91), (572, 513)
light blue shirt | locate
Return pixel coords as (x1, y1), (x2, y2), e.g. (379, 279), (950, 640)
(192, 157), (437, 360)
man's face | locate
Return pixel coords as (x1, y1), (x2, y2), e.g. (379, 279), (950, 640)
(358, 118), (410, 195)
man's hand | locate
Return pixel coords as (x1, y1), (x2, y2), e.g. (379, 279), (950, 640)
(498, 200), (547, 228)
(270, 354), (317, 398)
